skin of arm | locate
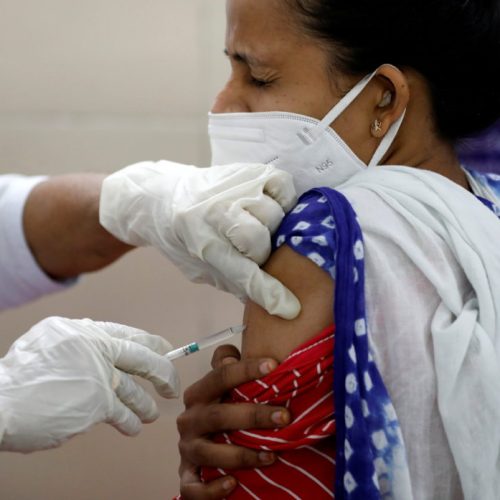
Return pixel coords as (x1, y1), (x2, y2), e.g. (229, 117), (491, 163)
(22, 174), (133, 279)
(242, 244), (334, 362)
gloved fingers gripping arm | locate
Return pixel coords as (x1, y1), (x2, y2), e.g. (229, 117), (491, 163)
(100, 161), (301, 319)
(0, 317), (179, 453)
(261, 169), (297, 213)
(214, 196), (285, 265)
(238, 195), (287, 235)
(201, 240), (301, 320)
(214, 204), (274, 265)
(221, 166), (297, 242)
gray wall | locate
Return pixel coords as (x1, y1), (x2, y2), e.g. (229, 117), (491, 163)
(0, 2), (243, 498)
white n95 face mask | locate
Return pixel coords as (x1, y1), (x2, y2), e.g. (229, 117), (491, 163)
(209, 69), (405, 196)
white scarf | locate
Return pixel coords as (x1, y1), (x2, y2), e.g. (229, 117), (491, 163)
(338, 166), (500, 499)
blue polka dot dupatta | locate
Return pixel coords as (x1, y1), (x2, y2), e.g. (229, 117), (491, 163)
(310, 187), (412, 499)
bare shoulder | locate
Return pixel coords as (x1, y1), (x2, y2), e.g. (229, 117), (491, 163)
(242, 245), (334, 361)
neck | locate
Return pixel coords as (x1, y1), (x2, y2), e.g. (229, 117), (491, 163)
(384, 121), (470, 192)
(379, 70), (471, 192)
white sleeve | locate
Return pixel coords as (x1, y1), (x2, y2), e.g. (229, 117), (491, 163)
(0, 175), (75, 311)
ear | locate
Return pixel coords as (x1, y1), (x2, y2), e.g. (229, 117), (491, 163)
(370, 64), (409, 138)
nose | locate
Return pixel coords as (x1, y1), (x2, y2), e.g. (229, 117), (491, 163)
(211, 78), (251, 113)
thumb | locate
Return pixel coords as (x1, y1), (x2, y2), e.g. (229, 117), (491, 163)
(245, 266), (302, 320)
(91, 322), (179, 398)
(111, 340), (180, 399)
(203, 242), (301, 320)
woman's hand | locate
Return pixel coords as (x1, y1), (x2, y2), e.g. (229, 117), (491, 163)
(177, 345), (291, 499)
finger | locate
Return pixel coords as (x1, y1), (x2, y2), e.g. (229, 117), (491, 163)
(94, 322), (174, 355)
(211, 345), (241, 369)
(217, 206), (272, 265)
(183, 358), (278, 407)
(243, 260), (301, 320)
(180, 475), (237, 500)
(203, 242), (301, 320)
(240, 195), (286, 234)
(264, 169), (298, 212)
(179, 439), (277, 470)
(111, 339), (180, 399)
(107, 396), (143, 436)
(177, 402), (290, 436)
(179, 461), (237, 500)
(113, 369), (159, 423)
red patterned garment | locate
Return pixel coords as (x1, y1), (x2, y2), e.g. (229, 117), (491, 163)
(201, 325), (336, 499)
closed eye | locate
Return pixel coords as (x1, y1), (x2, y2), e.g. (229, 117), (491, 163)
(251, 76), (273, 88)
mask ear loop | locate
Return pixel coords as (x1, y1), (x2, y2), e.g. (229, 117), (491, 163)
(304, 65), (406, 167)
(304, 72), (377, 143)
(368, 110), (406, 167)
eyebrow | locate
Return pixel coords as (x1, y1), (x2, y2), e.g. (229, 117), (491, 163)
(223, 48), (270, 68)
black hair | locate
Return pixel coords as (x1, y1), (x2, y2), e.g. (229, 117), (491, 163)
(287, 0), (500, 142)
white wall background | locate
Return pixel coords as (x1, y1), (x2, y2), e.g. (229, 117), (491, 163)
(0, 2), (241, 498)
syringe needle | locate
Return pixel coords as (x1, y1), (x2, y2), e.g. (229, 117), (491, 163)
(166, 324), (245, 361)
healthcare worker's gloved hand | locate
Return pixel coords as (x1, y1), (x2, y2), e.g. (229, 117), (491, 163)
(99, 161), (301, 320)
(0, 317), (179, 453)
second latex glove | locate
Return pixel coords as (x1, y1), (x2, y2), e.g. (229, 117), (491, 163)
(100, 161), (301, 319)
(0, 317), (179, 453)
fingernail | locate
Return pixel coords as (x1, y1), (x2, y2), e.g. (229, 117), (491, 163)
(259, 451), (275, 464)
(222, 357), (239, 366)
(271, 410), (289, 426)
(259, 360), (276, 375)
(223, 477), (236, 491)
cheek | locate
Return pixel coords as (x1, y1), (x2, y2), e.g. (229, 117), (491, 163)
(258, 73), (339, 117)
(248, 91), (298, 113)
(333, 108), (378, 163)
(248, 84), (337, 117)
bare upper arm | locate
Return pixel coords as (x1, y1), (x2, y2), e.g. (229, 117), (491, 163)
(241, 245), (334, 362)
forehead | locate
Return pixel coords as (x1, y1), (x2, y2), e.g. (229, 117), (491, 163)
(225, 0), (303, 62)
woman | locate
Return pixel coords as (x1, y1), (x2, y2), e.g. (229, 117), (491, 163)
(177, 0), (500, 498)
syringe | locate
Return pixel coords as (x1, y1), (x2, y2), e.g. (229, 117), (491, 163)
(165, 324), (245, 361)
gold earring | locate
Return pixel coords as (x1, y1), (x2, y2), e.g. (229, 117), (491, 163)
(371, 119), (383, 135)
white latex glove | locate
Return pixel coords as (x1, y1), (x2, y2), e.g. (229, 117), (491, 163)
(0, 317), (179, 453)
(100, 161), (301, 320)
